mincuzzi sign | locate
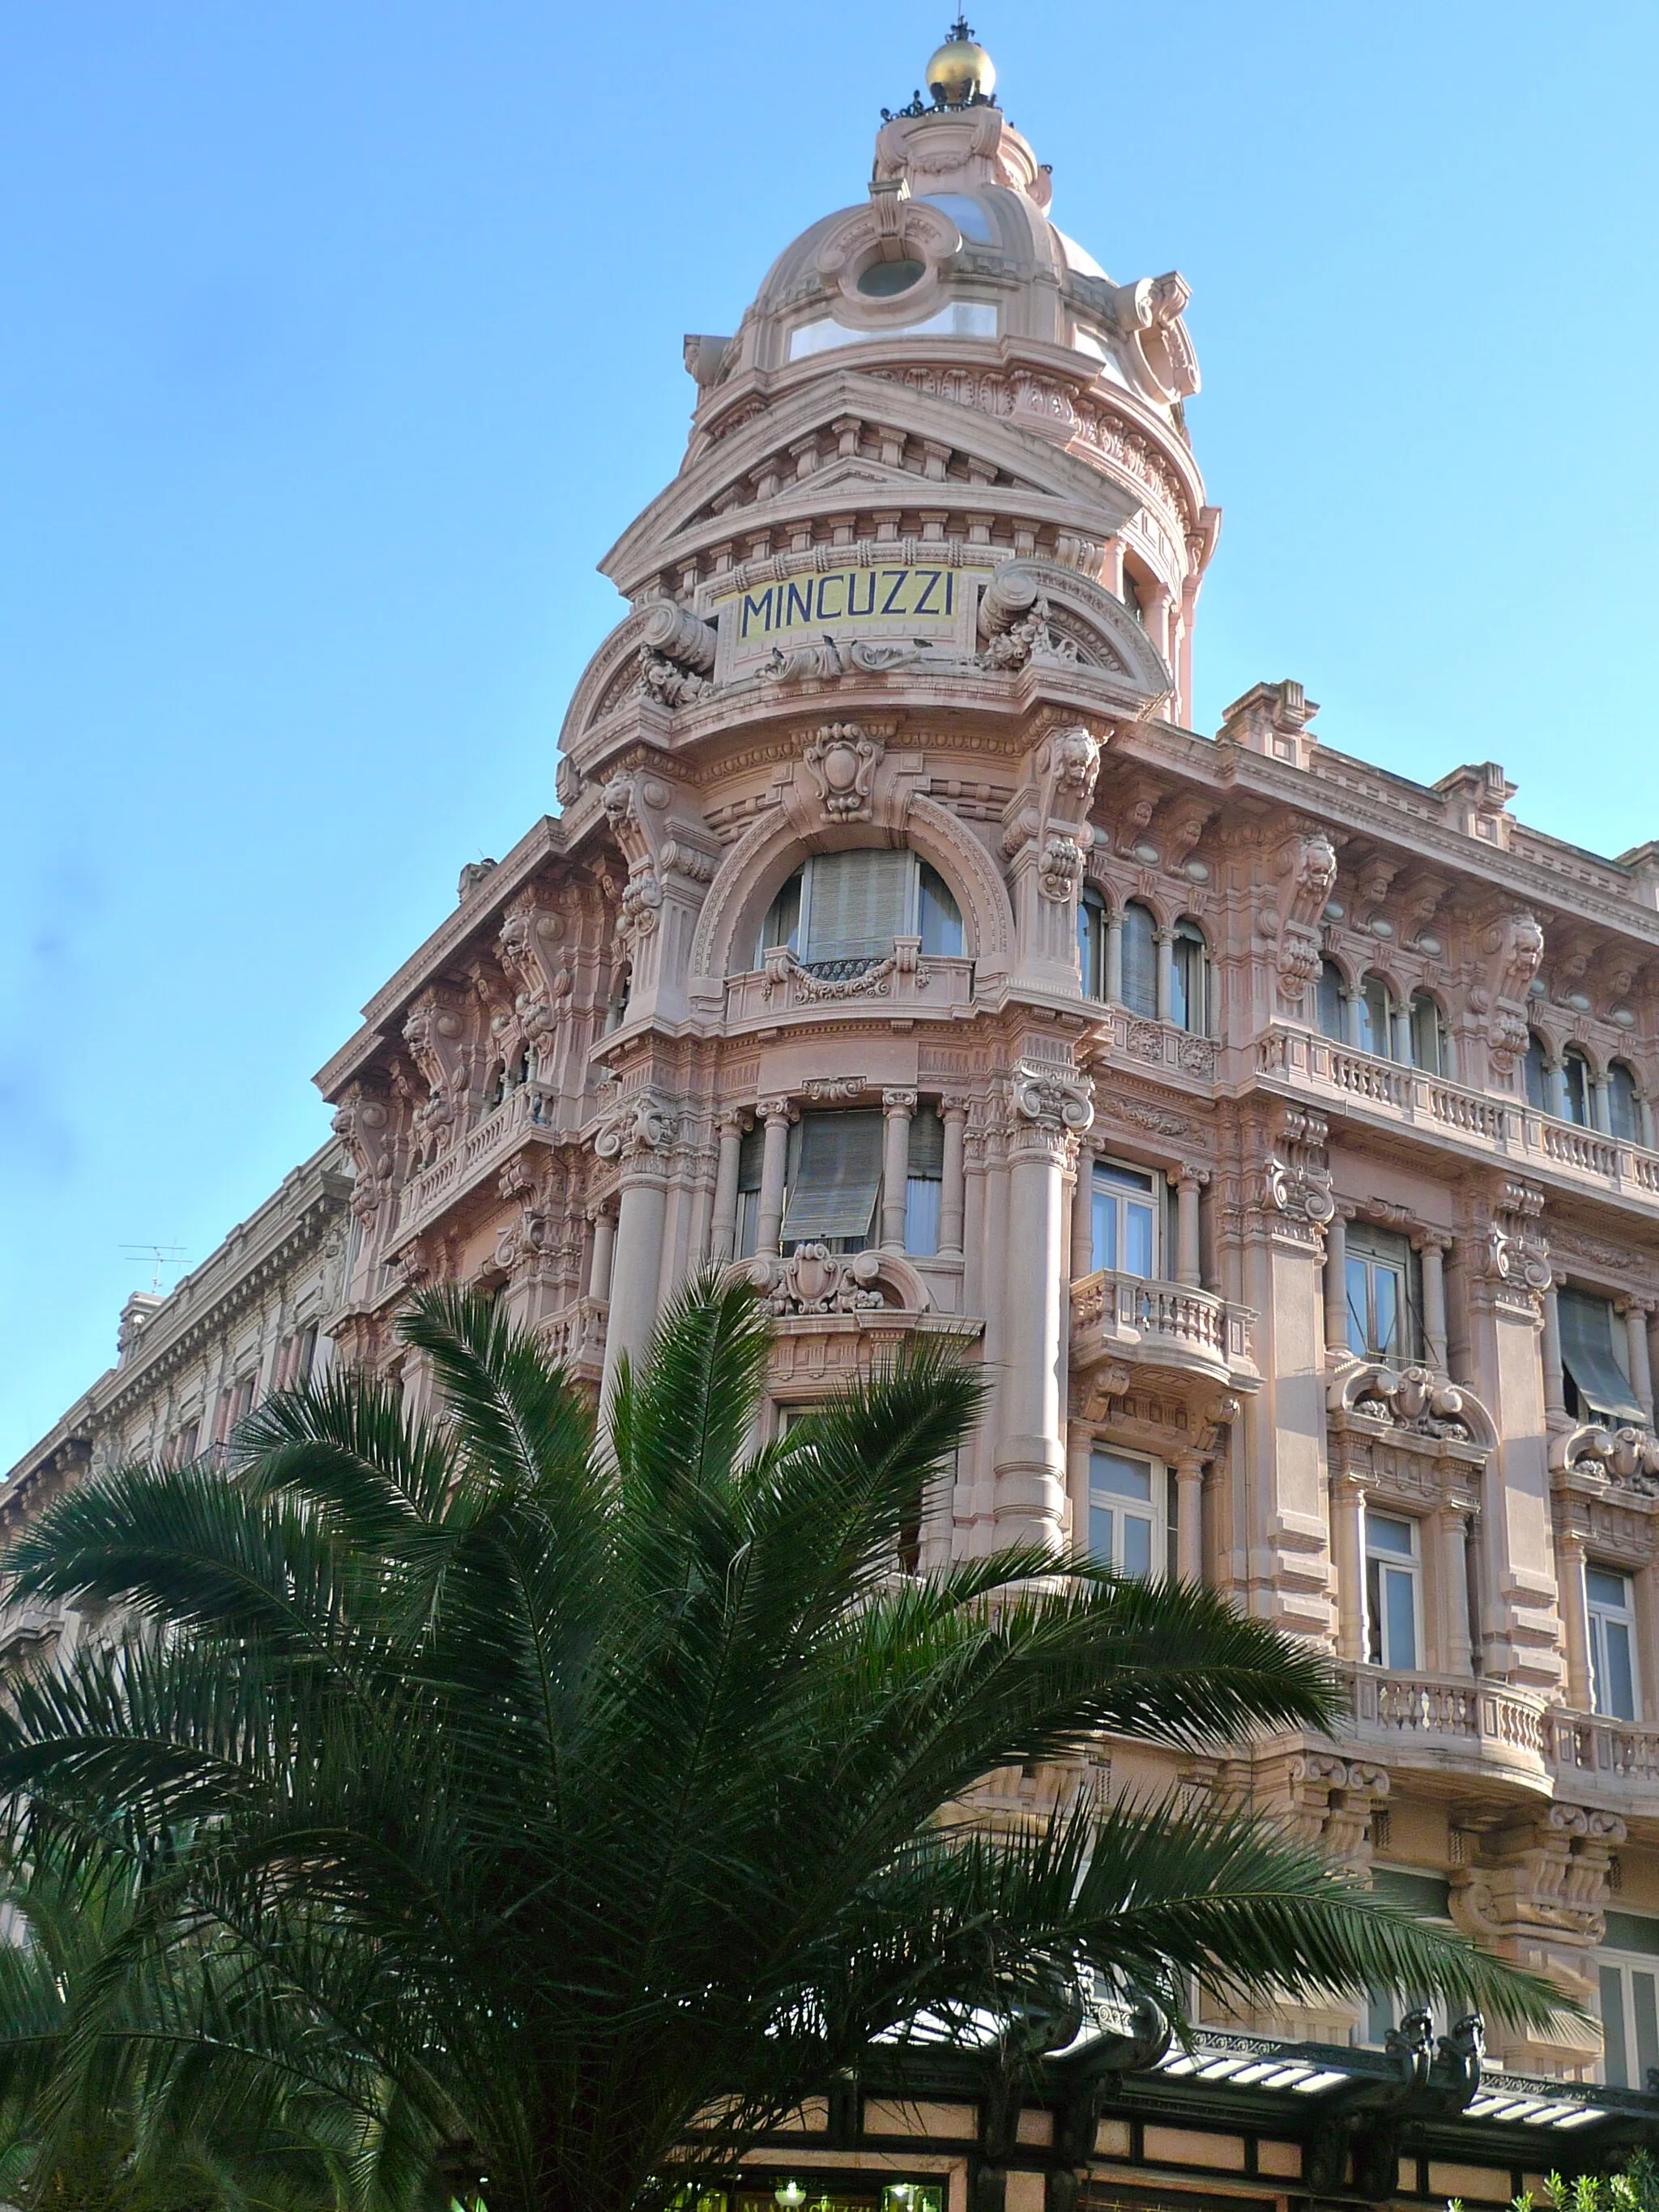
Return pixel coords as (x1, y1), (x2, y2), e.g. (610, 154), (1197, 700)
(713, 563), (990, 678)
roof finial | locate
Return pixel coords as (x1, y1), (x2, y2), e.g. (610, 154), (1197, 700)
(924, 16), (996, 109)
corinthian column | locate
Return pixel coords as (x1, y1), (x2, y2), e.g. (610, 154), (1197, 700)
(993, 1059), (1093, 1554)
(597, 1093), (676, 1411)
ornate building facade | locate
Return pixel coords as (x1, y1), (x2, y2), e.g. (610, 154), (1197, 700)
(11, 22), (1659, 2210)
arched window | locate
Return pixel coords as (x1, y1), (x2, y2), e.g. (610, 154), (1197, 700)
(1562, 1046), (1592, 1127)
(1358, 974), (1392, 1058)
(1316, 959), (1346, 1042)
(1409, 992), (1448, 1076)
(1120, 901), (1158, 1019)
(1077, 888), (1107, 1000)
(1610, 1061), (1643, 1144)
(1171, 918), (1210, 1035)
(1523, 1032), (1549, 1110)
(753, 849), (963, 972)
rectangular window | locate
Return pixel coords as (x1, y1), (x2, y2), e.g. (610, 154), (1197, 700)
(1588, 1566), (1640, 1721)
(1365, 1510), (1421, 1670)
(1600, 1954), (1659, 2087)
(1559, 1288), (1645, 1426)
(1346, 1224), (1418, 1362)
(904, 1104), (945, 1257)
(1362, 1871), (1455, 2048)
(1088, 1449), (1164, 1579)
(780, 1110), (885, 1247)
(734, 1123), (765, 1259)
(1091, 1160), (1159, 1279)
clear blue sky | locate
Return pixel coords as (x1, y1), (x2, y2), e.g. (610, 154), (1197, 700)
(3, 2), (1657, 1465)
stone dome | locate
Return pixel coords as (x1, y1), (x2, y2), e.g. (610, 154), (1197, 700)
(691, 93), (1198, 418)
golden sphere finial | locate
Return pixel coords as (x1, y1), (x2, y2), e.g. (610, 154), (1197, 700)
(925, 15), (996, 107)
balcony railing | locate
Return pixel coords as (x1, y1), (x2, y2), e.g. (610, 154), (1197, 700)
(1339, 1662), (1659, 1803)
(390, 1083), (557, 1246)
(1255, 1026), (1659, 1201)
(1070, 1268), (1256, 1384)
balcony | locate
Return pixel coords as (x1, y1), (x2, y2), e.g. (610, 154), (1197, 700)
(1253, 1026), (1659, 1205)
(1338, 1662), (1659, 1808)
(1070, 1268), (1256, 1388)
(723, 944), (975, 1028)
(389, 1083), (557, 1247)
(1339, 1663), (1551, 1789)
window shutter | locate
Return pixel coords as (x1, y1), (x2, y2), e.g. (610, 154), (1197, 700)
(780, 1110), (885, 1242)
(1121, 903), (1158, 1018)
(736, 1124), (766, 1194)
(907, 1104), (945, 1178)
(804, 849), (911, 962)
(1559, 1289), (1645, 1425)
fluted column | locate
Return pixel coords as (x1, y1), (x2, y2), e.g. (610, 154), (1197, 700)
(1175, 1453), (1205, 1582)
(1541, 1279), (1568, 1421)
(1323, 1206), (1350, 1360)
(1333, 1473), (1366, 1662)
(939, 1095), (969, 1257)
(709, 1110), (746, 1265)
(1439, 1506), (1473, 1675)
(1625, 1298), (1656, 1425)
(1557, 1526), (1594, 1711)
(881, 1089), (916, 1253)
(1172, 1164), (1206, 1288)
(755, 1097), (795, 1259)
(1419, 1232), (1450, 1372)
(1071, 1134), (1096, 1277)
(994, 1062), (1093, 1553)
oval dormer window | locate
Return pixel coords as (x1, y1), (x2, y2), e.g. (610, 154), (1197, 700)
(857, 258), (926, 297)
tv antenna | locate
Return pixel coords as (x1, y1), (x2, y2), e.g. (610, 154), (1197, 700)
(120, 1244), (186, 1294)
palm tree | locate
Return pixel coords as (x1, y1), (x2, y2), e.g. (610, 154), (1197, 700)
(0, 1279), (1565, 2212)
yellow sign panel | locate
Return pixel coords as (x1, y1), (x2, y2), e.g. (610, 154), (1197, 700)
(727, 565), (968, 643)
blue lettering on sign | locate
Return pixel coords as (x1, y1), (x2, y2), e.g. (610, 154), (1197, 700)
(740, 589), (774, 639)
(784, 579), (813, 626)
(847, 572), (877, 617)
(912, 569), (943, 616)
(880, 569), (909, 614)
(816, 574), (845, 620)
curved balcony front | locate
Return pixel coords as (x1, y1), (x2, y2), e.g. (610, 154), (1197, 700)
(1069, 1268), (1256, 1390)
(722, 945), (976, 1031)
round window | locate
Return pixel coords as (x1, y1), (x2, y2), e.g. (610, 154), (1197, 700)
(856, 257), (926, 298)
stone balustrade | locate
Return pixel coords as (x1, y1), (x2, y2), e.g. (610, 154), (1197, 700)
(1256, 1026), (1659, 1204)
(389, 1084), (557, 1245)
(1339, 1660), (1659, 1806)
(1069, 1268), (1255, 1385)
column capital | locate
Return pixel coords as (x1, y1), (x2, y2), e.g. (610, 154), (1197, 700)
(881, 1088), (919, 1114)
(757, 1095), (798, 1125)
(1414, 1227), (1454, 1254)
(940, 1092), (972, 1121)
(716, 1105), (753, 1136)
(1169, 1162), (1210, 1190)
